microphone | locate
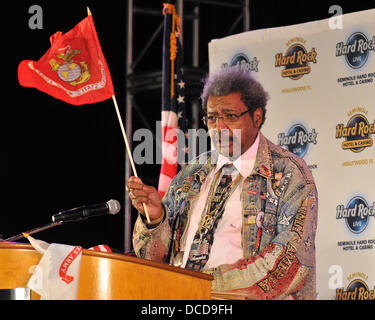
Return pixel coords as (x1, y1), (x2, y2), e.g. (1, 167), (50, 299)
(52, 199), (121, 223)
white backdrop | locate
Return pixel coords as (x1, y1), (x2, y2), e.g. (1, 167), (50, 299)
(208, 9), (375, 300)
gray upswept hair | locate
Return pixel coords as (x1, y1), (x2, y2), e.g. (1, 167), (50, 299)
(200, 66), (269, 128)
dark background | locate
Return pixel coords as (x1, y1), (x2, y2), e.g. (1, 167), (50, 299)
(1, 0), (374, 251)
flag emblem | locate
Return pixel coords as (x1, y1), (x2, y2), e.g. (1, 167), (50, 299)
(50, 47), (90, 86)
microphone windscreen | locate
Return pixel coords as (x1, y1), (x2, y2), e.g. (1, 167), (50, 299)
(107, 199), (121, 215)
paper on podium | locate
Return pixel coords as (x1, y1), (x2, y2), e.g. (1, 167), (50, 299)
(25, 234), (83, 300)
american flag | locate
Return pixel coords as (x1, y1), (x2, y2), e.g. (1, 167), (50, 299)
(158, 4), (187, 198)
(189, 242), (210, 256)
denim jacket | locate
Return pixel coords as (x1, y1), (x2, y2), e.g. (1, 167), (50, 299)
(133, 132), (318, 300)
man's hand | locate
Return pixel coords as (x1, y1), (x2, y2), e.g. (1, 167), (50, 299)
(126, 176), (163, 223)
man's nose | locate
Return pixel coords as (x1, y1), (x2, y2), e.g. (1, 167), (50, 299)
(216, 117), (229, 130)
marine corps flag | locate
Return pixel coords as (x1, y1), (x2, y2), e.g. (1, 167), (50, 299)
(18, 9), (114, 105)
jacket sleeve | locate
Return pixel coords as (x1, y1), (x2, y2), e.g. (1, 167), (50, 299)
(205, 183), (318, 300)
(132, 208), (172, 262)
(132, 178), (178, 262)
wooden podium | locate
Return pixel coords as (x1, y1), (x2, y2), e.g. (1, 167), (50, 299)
(0, 243), (213, 300)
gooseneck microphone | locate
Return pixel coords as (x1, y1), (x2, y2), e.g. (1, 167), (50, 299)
(3, 200), (121, 242)
(52, 199), (121, 223)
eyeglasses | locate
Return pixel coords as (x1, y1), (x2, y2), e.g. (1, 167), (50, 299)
(202, 110), (249, 125)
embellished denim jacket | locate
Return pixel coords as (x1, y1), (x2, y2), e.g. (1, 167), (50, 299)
(133, 132), (318, 300)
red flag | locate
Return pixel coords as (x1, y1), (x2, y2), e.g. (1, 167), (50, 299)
(18, 12), (114, 105)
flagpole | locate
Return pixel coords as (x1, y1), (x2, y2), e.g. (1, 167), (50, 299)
(89, 7), (150, 223)
(111, 95), (151, 223)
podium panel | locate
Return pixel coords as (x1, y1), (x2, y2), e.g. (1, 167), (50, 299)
(0, 243), (40, 290)
(0, 243), (212, 300)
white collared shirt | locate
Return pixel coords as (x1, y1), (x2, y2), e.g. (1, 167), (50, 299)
(182, 133), (260, 269)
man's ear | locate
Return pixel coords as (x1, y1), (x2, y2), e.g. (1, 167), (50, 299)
(253, 107), (263, 129)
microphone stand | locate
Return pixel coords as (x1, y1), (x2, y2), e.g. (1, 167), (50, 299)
(4, 221), (63, 242)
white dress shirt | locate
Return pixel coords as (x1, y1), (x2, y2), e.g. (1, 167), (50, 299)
(182, 133), (260, 269)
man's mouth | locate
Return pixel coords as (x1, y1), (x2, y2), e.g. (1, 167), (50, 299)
(209, 129), (242, 158)
(218, 138), (233, 145)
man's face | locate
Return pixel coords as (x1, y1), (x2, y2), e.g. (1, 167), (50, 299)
(206, 92), (262, 158)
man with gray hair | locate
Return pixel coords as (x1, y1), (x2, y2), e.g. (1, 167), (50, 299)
(127, 66), (318, 300)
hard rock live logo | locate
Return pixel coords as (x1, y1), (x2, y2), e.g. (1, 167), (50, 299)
(221, 52), (259, 72)
(336, 273), (374, 300)
(336, 31), (375, 87)
(278, 124), (318, 158)
(275, 37), (317, 79)
(335, 109), (374, 152)
(336, 32), (375, 69)
(336, 196), (374, 234)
